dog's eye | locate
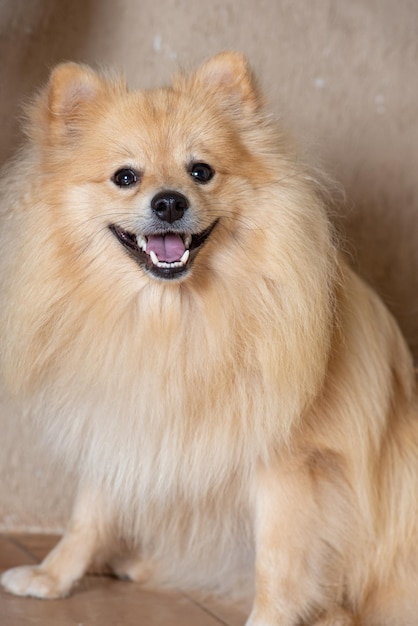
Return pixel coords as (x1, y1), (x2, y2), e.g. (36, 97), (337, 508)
(112, 168), (139, 187)
(189, 163), (215, 184)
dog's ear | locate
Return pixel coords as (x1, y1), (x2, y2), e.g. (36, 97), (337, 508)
(193, 52), (263, 114)
(27, 63), (127, 143)
(48, 63), (103, 121)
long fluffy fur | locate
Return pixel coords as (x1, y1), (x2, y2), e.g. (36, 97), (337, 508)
(1, 53), (418, 625)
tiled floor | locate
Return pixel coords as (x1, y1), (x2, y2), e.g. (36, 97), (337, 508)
(0, 534), (247, 625)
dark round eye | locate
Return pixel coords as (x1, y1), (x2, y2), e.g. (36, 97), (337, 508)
(189, 162), (215, 184)
(112, 168), (139, 187)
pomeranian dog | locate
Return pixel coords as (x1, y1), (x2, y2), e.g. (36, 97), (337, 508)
(1, 51), (418, 625)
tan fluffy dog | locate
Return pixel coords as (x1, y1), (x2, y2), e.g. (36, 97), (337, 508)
(1, 52), (418, 625)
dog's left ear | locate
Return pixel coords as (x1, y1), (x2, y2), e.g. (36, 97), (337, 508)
(193, 52), (263, 114)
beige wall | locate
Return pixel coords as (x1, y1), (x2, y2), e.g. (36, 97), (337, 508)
(1, 0), (417, 531)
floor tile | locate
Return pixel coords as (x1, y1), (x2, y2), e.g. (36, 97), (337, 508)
(9, 532), (60, 562)
(0, 579), (226, 626)
(185, 591), (248, 626)
(186, 593), (247, 626)
(0, 534), (247, 625)
(0, 535), (38, 570)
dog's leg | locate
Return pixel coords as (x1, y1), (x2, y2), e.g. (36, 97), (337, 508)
(1, 487), (110, 599)
(361, 576), (418, 626)
(246, 456), (352, 626)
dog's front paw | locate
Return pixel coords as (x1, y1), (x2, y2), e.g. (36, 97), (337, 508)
(1, 565), (70, 599)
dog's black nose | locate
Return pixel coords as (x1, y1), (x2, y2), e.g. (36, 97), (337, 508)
(151, 191), (189, 224)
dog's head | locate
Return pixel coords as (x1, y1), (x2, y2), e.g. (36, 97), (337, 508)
(28, 52), (277, 284)
(3, 53), (336, 410)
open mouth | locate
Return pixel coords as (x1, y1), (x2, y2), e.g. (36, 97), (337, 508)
(109, 220), (219, 279)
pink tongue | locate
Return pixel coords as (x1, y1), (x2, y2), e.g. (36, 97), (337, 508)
(147, 234), (185, 263)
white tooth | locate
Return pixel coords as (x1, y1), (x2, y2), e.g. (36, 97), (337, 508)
(180, 249), (190, 264)
(184, 234), (192, 249)
(149, 250), (159, 265)
(138, 236), (147, 252)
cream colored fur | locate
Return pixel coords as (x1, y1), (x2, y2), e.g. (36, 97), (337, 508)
(1, 52), (417, 625)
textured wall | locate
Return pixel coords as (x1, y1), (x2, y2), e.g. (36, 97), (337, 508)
(0, 0), (417, 530)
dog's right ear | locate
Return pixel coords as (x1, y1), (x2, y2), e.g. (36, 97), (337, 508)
(27, 63), (126, 144)
(48, 63), (103, 121)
